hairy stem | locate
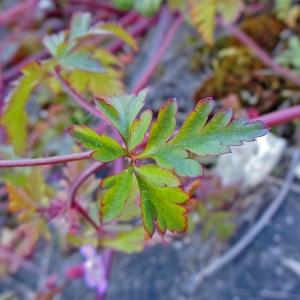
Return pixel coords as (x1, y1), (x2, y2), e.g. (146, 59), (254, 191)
(0, 152), (92, 168)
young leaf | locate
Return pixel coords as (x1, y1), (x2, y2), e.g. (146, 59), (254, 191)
(57, 44), (105, 72)
(137, 98), (269, 177)
(100, 227), (145, 253)
(69, 12), (91, 41)
(95, 88), (148, 145)
(134, 165), (190, 236)
(67, 125), (127, 162)
(100, 168), (133, 223)
(43, 32), (65, 57)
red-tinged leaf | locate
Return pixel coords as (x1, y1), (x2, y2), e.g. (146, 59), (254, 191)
(137, 98), (269, 177)
(100, 227), (145, 253)
(134, 165), (190, 236)
(67, 125), (127, 162)
(95, 88), (148, 146)
(6, 182), (36, 213)
(100, 168), (133, 223)
(128, 108), (152, 151)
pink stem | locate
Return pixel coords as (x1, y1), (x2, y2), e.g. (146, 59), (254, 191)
(97, 249), (114, 300)
(132, 13), (183, 94)
(74, 202), (101, 232)
(0, 152), (92, 168)
(219, 19), (300, 87)
(52, 69), (109, 122)
(3, 50), (49, 85)
(107, 16), (159, 53)
(0, 0), (37, 26)
(0, 202), (8, 210)
(253, 105), (300, 127)
(68, 161), (105, 208)
(0, 246), (44, 274)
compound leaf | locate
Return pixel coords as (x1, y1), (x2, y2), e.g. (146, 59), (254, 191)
(137, 98), (269, 177)
(67, 125), (127, 162)
(134, 165), (190, 236)
(100, 168), (133, 223)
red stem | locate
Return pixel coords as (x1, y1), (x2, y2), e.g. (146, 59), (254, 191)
(3, 50), (49, 85)
(0, 246), (44, 275)
(132, 13), (183, 94)
(0, 152), (92, 168)
(52, 69), (109, 122)
(253, 105), (300, 127)
(73, 202), (101, 232)
(97, 249), (114, 300)
(68, 161), (105, 208)
(0, 0), (37, 26)
(107, 15), (159, 53)
(219, 19), (300, 87)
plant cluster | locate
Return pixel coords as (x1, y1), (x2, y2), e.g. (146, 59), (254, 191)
(1, 1), (300, 299)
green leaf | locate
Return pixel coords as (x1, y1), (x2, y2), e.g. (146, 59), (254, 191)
(57, 44), (105, 72)
(101, 227), (145, 253)
(95, 88), (148, 145)
(112, 0), (134, 10)
(69, 12), (91, 41)
(67, 125), (127, 162)
(98, 23), (138, 51)
(217, 0), (244, 24)
(189, 0), (220, 45)
(134, 165), (190, 236)
(0, 62), (46, 154)
(117, 176), (141, 221)
(137, 98), (269, 177)
(43, 32), (65, 57)
(128, 108), (152, 151)
(100, 168), (133, 223)
(68, 67), (124, 97)
(134, 0), (163, 17)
